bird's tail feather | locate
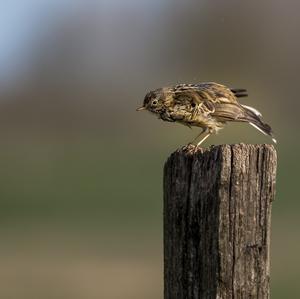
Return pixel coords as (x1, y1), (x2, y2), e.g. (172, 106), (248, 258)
(240, 104), (277, 144)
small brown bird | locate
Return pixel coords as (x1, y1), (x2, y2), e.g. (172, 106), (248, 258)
(136, 82), (276, 146)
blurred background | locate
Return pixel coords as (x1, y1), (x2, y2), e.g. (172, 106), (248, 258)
(0, 0), (299, 298)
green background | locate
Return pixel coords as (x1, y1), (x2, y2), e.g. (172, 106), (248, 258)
(0, 0), (299, 298)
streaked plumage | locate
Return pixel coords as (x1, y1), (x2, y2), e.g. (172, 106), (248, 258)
(136, 82), (276, 146)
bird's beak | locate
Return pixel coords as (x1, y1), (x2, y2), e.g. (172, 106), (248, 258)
(136, 106), (146, 111)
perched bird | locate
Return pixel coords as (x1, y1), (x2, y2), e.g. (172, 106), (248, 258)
(136, 82), (276, 146)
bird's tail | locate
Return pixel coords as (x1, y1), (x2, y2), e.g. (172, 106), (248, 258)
(240, 104), (277, 144)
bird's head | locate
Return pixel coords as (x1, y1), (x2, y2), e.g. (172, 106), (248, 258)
(136, 89), (165, 114)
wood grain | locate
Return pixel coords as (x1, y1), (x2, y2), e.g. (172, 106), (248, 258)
(164, 144), (277, 299)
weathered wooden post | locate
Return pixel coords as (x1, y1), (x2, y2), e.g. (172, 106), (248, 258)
(164, 143), (277, 299)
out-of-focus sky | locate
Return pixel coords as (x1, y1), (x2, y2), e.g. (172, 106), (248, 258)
(0, 1), (299, 298)
(0, 0), (163, 87)
(0, 0), (75, 83)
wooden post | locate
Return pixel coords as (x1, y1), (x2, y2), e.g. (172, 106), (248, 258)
(164, 144), (277, 299)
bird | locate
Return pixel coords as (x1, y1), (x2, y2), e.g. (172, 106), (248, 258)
(136, 82), (276, 146)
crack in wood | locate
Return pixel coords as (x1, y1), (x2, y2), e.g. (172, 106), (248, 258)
(164, 144), (277, 299)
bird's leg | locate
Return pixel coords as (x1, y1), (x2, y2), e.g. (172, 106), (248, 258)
(189, 129), (208, 144)
(184, 129), (211, 151)
(184, 129), (208, 152)
(183, 129), (204, 151)
(196, 133), (211, 147)
(190, 128), (206, 144)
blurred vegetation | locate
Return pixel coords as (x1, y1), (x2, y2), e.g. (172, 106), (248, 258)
(0, 0), (299, 298)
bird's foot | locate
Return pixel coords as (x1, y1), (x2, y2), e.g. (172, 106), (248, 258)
(182, 143), (201, 154)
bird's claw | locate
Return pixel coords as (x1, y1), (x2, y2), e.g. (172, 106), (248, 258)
(182, 142), (200, 153)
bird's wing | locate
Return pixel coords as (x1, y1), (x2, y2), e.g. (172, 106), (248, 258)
(173, 82), (241, 102)
(210, 101), (246, 122)
(171, 83), (246, 121)
(188, 83), (247, 120)
(193, 82), (238, 103)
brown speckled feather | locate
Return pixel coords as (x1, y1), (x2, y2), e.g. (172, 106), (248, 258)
(137, 82), (276, 145)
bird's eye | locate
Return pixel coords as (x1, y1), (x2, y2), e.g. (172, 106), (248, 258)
(191, 102), (196, 108)
(152, 100), (158, 106)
